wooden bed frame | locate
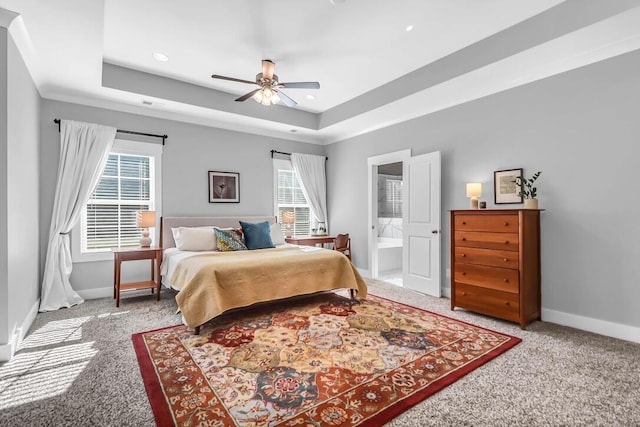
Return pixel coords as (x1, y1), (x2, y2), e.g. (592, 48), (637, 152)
(160, 216), (359, 335)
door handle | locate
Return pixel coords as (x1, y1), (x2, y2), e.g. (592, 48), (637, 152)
(432, 230), (439, 234)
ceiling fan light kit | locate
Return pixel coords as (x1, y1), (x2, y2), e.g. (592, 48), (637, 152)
(253, 87), (281, 106)
(211, 59), (319, 108)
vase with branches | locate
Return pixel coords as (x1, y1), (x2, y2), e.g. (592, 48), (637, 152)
(514, 171), (542, 209)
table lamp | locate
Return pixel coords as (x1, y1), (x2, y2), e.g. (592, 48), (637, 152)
(282, 211), (295, 238)
(466, 183), (482, 209)
(136, 210), (156, 247)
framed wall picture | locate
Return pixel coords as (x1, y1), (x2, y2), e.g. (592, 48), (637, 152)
(208, 171), (240, 203)
(494, 168), (523, 204)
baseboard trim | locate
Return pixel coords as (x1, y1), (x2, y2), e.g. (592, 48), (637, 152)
(77, 287), (112, 300)
(357, 268), (371, 278)
(542, 308), (640, 344)
(77, 286), (168, 301)
(0, 342), (12, 361)
(74, 285), (638, 343)
(0, 299), (39, 361)
(441, 286), (451, 299)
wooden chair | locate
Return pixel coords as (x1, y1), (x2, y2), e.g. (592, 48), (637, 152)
(333, 233), (351, 260)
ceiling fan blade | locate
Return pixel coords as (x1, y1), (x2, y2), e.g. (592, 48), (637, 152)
(235, 89), (261, 102)
(278, 81), (320, 89)
(275, 90), (297, 107)
(262, 60), (276, 80)
(211, 74), (257, 85)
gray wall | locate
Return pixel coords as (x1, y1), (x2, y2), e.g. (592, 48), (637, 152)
(0, 27), (8, 346)
(40, 100), (325, 292)
(0, 26), (41, 352)
(326, 50), (640, 328)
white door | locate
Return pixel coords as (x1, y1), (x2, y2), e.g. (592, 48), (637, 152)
(402, 151), (441, 296)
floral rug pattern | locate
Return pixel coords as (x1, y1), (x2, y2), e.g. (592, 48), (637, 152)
(133, 293), (520, 426)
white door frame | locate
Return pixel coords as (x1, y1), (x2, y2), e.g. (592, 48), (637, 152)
(367, 149), (411, 279)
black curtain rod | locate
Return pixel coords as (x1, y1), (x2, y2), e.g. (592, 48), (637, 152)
(271, 149), (327, 160)
(53, 119), (167, 145)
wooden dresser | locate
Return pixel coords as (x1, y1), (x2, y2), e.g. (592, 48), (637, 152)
(450, 209), (541, 329)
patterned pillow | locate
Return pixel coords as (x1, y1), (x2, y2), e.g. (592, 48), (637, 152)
(214, 228), (247, 251)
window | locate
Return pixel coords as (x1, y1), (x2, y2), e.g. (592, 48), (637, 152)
(378, 174), (402, 218)
(273, 159), (310, 236)
(385, 178), (403, 217)
(72, 139), (162, 262)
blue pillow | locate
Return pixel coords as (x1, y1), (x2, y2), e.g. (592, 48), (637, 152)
(239, 221), (275, 250)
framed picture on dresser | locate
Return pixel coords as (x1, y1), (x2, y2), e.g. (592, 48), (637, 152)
(208, 171), (240, 203)
(494, 168), (523, 204)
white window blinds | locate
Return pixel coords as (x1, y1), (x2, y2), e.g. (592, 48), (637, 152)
(274, 162), (311, 236)
(72, 139), (162, 262)
(82, 153), (153, 251)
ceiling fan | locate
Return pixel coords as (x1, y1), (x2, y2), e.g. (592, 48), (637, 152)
(211, 59), (320, 107)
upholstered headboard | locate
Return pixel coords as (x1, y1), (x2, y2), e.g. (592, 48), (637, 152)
(160, 216), (276, 249)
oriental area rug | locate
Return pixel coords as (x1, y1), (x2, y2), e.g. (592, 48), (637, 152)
(132, 293), (521, 427)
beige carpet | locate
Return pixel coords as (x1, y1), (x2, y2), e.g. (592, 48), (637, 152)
(1, 279), (638, 426)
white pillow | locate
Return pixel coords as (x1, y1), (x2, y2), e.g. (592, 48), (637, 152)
(270, 223), (286, 245)
(171, 227), (217, 251)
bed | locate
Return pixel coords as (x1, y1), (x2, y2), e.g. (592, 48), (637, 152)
(160, 216), (367, 333)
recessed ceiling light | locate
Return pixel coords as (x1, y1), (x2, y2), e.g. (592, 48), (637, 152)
(405, 25), (414, 32)
(305, 94), (316, 100)
(152, 52), (169, 62)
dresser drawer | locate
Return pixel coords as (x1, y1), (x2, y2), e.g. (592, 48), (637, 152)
(454, 283), (520, 323)
(455, 214), (518, 232)
(455, 231), (519, 251)
(455, 247), (519, 269)
(454, 263), (519, 293)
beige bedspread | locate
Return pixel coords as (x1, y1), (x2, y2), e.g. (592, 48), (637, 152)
(171, 246), (367, 328)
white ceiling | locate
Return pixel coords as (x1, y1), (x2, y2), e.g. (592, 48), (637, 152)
(2, 0), (640, 144)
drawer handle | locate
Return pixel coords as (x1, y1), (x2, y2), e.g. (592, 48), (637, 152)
(462, 221), (467, 225)
(505, 301), (511, 306)
(503, 278), (509, 283)
(462, 292), (467, 296)
(462, 237), (467, 241)
(462, 272), (467, 276)
(503, 258), (508, 262)
(461, 253), (466, 257)
(504, 240), (509, 244)
(504, 222), (509, 226)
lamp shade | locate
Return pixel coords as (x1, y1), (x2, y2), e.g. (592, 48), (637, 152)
(282, 211), (295, 224)
(136, 210), (156, 228)
(466, 183), (482, 198)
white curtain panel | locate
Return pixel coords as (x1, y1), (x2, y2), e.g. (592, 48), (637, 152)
(291, 153), (327, 231)
(39, 120), (116, 312)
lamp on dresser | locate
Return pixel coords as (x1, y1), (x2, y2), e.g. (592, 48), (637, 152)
(466, 183), (482, 209)
(136, 210), (156, 247)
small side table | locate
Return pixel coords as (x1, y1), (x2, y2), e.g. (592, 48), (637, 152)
(113, 247), (163, 307)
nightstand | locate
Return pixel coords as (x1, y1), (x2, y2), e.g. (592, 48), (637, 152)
(113, 247), (163, 307)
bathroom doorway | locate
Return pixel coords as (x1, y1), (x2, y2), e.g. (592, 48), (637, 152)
(367, 150), (410, 287)
(376, 162), (404, 286)
(368, 150), (442, 295)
